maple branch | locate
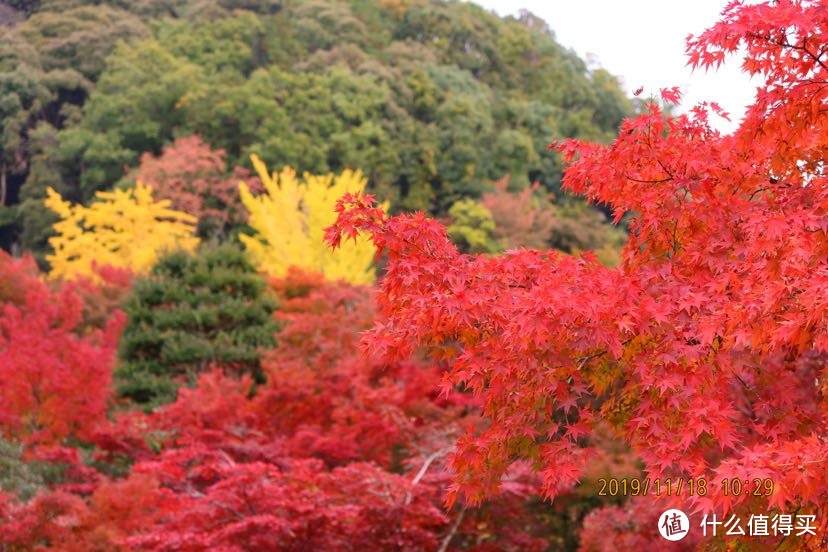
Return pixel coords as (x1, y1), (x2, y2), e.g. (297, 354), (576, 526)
(670, 218), (680, 254)
(656, 158), (675, 180)
(800, 37), (828, 74)
(576, 339), (633, 370)
(748, 187), (772, 201)
(775, 505), (801, 551)
(404, 446), (454, 506)
(217, 449), (237, 467)
(437, 505), (467, 552)
(732, 369), (790, 419)
(623, 174), (673, 184)
(209, 500), (245, 521)
(773, 457), (828, 468)
(411, 447), (452, 487)
(239, 485), (258, 516)
(576, 349), (609, 370)
(731, 372), (760, 430)
(753, 32), (828, 74)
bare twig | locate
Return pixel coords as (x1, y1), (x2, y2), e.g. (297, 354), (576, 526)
(209, 500), (245, 521)
(437, 505), (467, 552)
(405, 447), (453, 506)
(411, 447), (452, 487)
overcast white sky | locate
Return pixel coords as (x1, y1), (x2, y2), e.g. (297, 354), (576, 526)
(472, 0), (762, 133)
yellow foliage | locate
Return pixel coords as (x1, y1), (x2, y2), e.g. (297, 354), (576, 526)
(239, 155), (384, 285)
(44, 182), (199, 281)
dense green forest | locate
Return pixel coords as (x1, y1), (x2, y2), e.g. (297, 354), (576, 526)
(0, 0), (633, 264)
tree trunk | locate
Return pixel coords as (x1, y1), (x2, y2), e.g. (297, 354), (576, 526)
(1, 163), (7, 206)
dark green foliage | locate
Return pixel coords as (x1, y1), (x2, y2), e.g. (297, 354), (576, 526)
(3, 1), (41, 16)
(16, 6), (148, 81)
(37, 0), (191, 18)
(116, 243), (279, 408)
(61, 1), (629, 212)
(0, 1), (149, 257)
(2, 0), (635, 260)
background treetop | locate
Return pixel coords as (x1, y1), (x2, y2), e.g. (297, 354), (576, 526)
(239, 155), (382, 285)
(44, 182), (199, 281)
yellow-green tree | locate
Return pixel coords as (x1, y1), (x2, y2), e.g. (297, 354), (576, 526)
(239, 155), (382, 285)
(44, 183), (199, 281)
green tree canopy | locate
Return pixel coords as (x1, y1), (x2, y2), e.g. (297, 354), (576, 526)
(2, 0), (634, 260)
(116, 242), (279, 408)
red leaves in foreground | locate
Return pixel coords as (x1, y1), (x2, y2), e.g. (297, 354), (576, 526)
(0, 267), (551, 550)
(0, 252), (124, 446)
(324, 1), (828, 543)
(122, 450), (448, 552)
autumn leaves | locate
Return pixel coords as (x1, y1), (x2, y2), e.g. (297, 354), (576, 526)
(43, 156), (381, 285)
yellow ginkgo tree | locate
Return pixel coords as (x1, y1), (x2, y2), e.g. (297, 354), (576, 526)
(239, 155), (384, 285)
(44, 182), (200, 281)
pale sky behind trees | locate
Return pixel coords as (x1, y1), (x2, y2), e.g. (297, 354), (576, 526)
(473, 0), (761, 133)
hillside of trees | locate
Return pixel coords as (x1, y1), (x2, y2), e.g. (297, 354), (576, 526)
(0, 0), (631, 263)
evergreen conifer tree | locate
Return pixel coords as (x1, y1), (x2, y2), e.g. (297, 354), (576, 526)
(116, 242), (278, 407)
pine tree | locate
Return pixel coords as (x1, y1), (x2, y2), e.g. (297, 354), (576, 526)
(116, 242), (279, 407)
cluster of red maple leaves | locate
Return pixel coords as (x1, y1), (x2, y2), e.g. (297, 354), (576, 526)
(1, 257), (572, 550)
(324, 1), (828, 549)
(3, 1), (828, 550)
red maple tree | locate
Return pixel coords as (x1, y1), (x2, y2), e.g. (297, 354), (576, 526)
(481, 176), (555, 251)
(135, 135), (262, 234)
(0, 252), (124, 447)
(325, 1), (828, 547)
(1, 268), (558, 550)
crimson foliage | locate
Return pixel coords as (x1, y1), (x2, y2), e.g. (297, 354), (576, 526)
(0, 252), (124, 447)
(325, 2), (828, 548)
(1, 268), (561, 550)
(134, 135), (263, 236)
